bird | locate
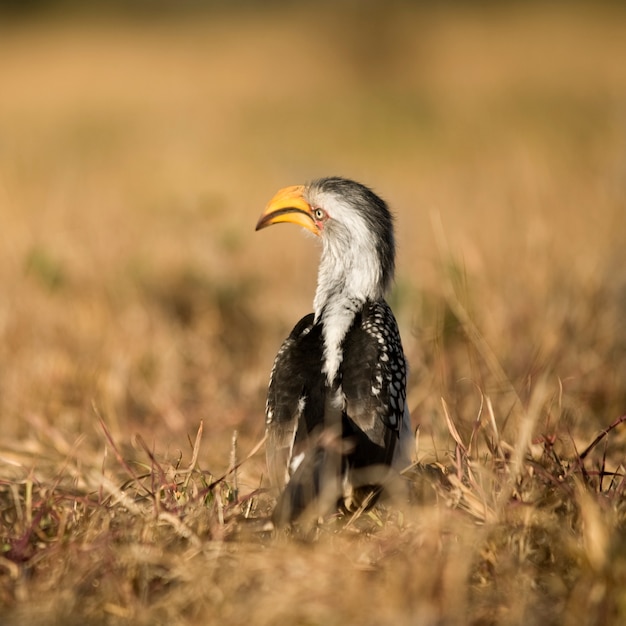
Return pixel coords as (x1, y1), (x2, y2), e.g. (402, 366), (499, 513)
(255, 176), (412, 526)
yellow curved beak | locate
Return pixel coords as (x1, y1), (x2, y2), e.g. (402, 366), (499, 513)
(255, 185), (319, 236)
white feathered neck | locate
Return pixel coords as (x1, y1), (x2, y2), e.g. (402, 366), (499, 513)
(306, 186), (392, 384)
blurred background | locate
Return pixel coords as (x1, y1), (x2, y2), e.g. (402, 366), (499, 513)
(0, 0), (625, 479)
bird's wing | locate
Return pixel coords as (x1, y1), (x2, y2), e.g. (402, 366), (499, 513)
(340, 300), (407, 467)
(265, 313), (325, 490)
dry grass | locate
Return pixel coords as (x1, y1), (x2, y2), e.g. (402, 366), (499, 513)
(1, 3), (626, 625)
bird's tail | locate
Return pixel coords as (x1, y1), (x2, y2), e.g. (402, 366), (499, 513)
(271, 435), (402, 528)
(271, 437), (342, 528)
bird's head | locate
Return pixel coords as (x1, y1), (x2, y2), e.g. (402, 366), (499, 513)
(256, 177), (396, 306)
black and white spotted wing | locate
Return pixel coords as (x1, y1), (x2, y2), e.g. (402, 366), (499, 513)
(264, 313), (325, 490)
(340, 300), (407, 468)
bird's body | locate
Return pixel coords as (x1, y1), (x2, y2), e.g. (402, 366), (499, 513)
(256, 177), (411, 525)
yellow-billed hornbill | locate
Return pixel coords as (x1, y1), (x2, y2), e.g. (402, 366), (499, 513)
(256, 177), (411, 525)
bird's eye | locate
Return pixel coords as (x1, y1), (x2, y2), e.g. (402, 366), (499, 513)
(313, 208), (327, 221)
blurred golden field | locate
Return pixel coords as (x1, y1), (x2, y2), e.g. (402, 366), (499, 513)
(1, 3), (626, 625)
